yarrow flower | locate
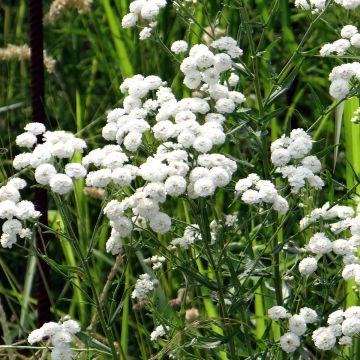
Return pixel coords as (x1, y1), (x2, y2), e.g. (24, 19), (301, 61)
(28, 318), (80, 360)
(131, 273), (155, 300)
(0, 178), (39, 249)
(235, 174), (289, 213)
(271, 129), (324, 194)
(14, 123), (87, 196)
(121, 0), (167, 40)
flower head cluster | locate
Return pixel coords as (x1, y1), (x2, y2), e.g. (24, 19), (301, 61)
(171, 40), (188, 54)
(295, 0), (360, 10)
(144, 255), (166, 270)
(271, 129), (323, 194)
(121, 0), (167, 40)
(328, 62), (360, 100)
(294, 0), (326, 11)
(298, 202), (360, 278)
(300, 202), (355, 230)
(311, 307), (360, 350)
(180, 38), (245, 114)
(320, 25), (360, 57)
(150, 324), (169, 341)
(268, 306), (318, 353)
(170, 225), (202, 249)
(0, 178), (39, 249)
(14, 123), (87, 195)
(28, 318), (80, 360)
(235, 173), (289, 213)
(131, 273), (155, 300)
(86, 39), (243, 254)
(334, 0), (360, 10)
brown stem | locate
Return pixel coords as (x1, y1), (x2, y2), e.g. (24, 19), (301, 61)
(29, 0), (51, 326)
(87, 254), (123, 331)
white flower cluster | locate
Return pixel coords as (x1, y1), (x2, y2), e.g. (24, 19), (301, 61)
(271, 129), (324, 194)
(180, 38), (245, 114)
(268, 306), (318, 353)
(131, 273), (155, 300)
(28, 319), (80, 360)
(170, 225), (201, 249)
(334, 0), (360, 9)
(328, 62), (360, 100)
(144, 255), (166, 270)
(235, 173), (289, 213)
(150, 324), (169, 341)
(170, 40), (188, 54)
(0, 178), (39, 248)
(297, 202), (360, 278)
(14, 122), (87, 195)
(311, 307), (360, 351)
(320, 25), (360, 57)
(121, 0), (166, 40)
(295, 0), (360, 10)
(294, 0), (326, 11)
(300, 202), (355, 230)
(87, 39), (243, 254)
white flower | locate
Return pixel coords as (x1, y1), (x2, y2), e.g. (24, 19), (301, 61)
(342, 318), (360, 336)
(193, 136), (213, 153)
(289, 315), (307, 336)
(13, 153), (32, 170)
(298, 257), (318, 276)
(61, 320), (81, 335)
(280, 332), (300, 353)
(312, 327), (336, 351)
(24, 122), (46, 135)
(124, 131), (143, 152)
(308, 233), (333, 254)
(329, 79), (350, 100)
(139, 27), (152, 40)
(193, 177), (215, 197)
(149, 212), (171, 234)
(65, 163), (87, 179)
(49, 174), (74, 195)
(106, 230), (123, 255)
(150, 325), (168, 341)
(344, 306), (360, 319)
(165, 175), (186, 196)
(112, 168), (133, 186)
(28, 329), (45, 344)
(241, 189), (260, 204)
(271, 148), (291, 166)
(299, 308), (318, 324)
(171, 40), (188, 54)
(328, 310), (344, 326)
(0, 233), (17, 248)
(50, 346), (73, 360)
(339, 336), (352, 346)
(0, 200), (18, 219)
(342, 264), (360, 280)
(35, 164), (57, 185)
(268, 306), (288, 320)
(16, 132), (37, 148)
(122, 13), (138, 28)
(131, 273), (155, 300)
(215, 98), (235, 114)
(351, 33), (360, 47)
(2, 219), (22, 235)
(341, 25), (358, 39)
